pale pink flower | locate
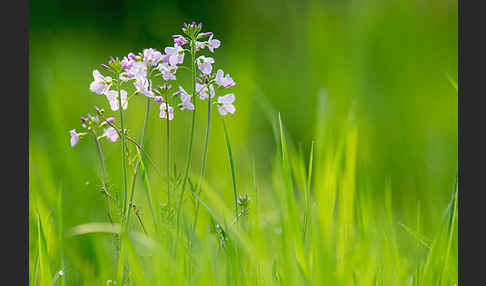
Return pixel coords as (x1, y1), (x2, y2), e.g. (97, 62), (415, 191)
(104, 127), (119, 142)
(69, 129), (80, 147)
(105, 90), (128, 111)
(176, 86), (195, 110)
(217, 94), (236, 115)
(215, 69), (235, 88)
(165, 45), (185, 66)
(196, 56), (215, 75)
(157, 62), (177, 81)
(160, 103), (174, 120)
(134, 78), (154, 98)
(196, 83), (215, 100)
(172, 35), (187, 46)
(127, 61), (147, 81)
(195, 41), (206, 51)
(207, 34), (221, 53)
(143, 48), (162, 66)
(90, 70), (112, 95)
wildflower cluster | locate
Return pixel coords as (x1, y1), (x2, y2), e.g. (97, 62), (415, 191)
(83, 21), (236, 127)
(68, 22), (241, 277)
(69, 106), (118, 147)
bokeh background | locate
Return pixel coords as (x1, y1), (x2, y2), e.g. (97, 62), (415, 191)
(29, 0), (457, 276)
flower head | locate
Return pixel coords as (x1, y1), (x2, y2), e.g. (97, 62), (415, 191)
(134, 78), (154, 98)
(160, 103), (174, 120)
(172, 35), (187, 46)
(105, 89), (128, 111)
(176, 86), (195, 110)
(207, 34), (221, 53)
(195, 41), (206, 51)
(121, 56), (135, 70)
(217, 94), (236, 115)
(127, 61), (147, 81)
(104, 117), (115, 125)
(90, 70), (112, 95)
(143, 48), (162, 66)
(158, 62), (177, 81)
(69, 129), (80, 147)
(198, 32), (213, 38)
(196, 56), (215, 75)
(196, 83), (215, 100)
(182, 21), (202, 37)
(215, 69), (235, 88)
(164, 45), (185, 66)
(103, 127), (119, 142)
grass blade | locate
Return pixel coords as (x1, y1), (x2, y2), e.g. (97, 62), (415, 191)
(222, 117), (238, 217)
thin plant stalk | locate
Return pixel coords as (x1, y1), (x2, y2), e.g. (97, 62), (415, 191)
(176, 38), (197, 230)
(193, 85), (212, 230)
(91, 130), (114, 224)
(116, 78), (129, 222)
(115, 77), (130, 283)
(166, 95), (171, 209)
(126, 96), (151, 228)
(222, 117), (238, 217)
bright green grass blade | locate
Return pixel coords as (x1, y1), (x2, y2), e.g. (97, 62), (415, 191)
(56, 186), (65, 286)
(438, 170), (458, 285)
(36, 213), (53, 286)
(398, 223), (432, 249)
(446, 73), (458, 92)
(421, 170), (458, 285)
(50, 270), (64, 286)
(222, 117), (238, 217)
(135, 146), (159, 235)
(303, 140), (314, 241)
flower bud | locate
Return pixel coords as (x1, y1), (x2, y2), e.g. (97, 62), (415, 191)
(172, 35), (187, 46)
(197, 32), (213, 39)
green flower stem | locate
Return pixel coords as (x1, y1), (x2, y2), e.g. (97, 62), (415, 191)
(126, 96), (151, 227)
(115, 78), (129, 223)
(115, 77), (130, 283)
(193, 84), (212, 230)
(91, 130), (114, 224)
(176, 38), (197, 230)
(166, 94), (171, 208)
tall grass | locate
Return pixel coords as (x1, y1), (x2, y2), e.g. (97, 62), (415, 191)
(29, 101), (457, 285)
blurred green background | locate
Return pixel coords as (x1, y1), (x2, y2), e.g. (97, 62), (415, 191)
(29, 0), (457, 269)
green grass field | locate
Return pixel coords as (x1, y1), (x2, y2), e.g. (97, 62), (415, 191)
(29, 0), (457, 284)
